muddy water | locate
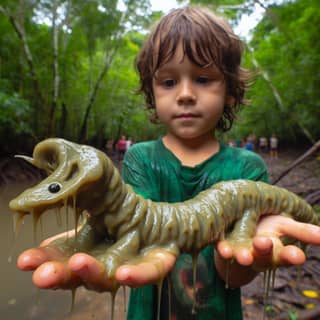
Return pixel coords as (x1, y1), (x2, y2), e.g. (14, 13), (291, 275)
(0, 172), (127, 320)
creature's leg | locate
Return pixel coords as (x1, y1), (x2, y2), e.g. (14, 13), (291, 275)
(92, 230), (141, 278)
(224, 208), (259, 250)
(48, 216), (107, 255)
(92, 233), (180, 280)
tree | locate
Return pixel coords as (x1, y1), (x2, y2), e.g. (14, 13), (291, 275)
(241, 0), (320, 143)
(0, 0), (45, 133)
(188, 0), (320, 144)
(0, 0), (154, 151)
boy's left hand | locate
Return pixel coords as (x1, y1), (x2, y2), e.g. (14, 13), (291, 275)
(217, 214), (320, 271)
(17, 235), (176, 291)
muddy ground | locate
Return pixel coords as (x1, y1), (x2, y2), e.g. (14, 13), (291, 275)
(1, 147), (319, 320)
(241, 150), (320, 320)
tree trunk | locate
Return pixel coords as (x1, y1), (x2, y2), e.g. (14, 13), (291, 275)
(0, 5), (44, 132)
(48, 0), (60, 136)
(78, 7), (129, 143)
(78, 38), (122, 142)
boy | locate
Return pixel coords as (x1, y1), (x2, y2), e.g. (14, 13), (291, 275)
(18, 6), (320, 320)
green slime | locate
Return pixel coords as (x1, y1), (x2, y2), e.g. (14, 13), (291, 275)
(9, 138), (320, 316)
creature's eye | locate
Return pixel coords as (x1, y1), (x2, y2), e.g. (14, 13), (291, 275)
(48, 182), (62, 193)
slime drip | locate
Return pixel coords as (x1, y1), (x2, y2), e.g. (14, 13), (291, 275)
(167, 278), (172, 318)
(9, 213), (27, 263)
(225, 259), (231, 289)
(110, 291), (116, 320)
(65, 203), (70, 236)
(55, 207), (62, 227)
(263, 268), (276, 305)
(70, 288), (77, 313)
(191, 253), (198, 314)
(32, 210), (40, 244)
(262, 268), (276, 320)
(13, 212), (26, 237)
(122, 286), (127, 313)
(156, 278), (164, 320)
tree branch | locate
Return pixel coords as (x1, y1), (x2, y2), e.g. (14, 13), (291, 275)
(272, 140), (320, 185)
(0, 3), (44, 131)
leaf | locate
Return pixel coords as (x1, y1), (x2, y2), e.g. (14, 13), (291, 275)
(302, 290), (319, 298)
(243, 299), (255, 305)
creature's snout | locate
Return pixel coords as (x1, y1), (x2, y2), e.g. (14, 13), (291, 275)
(9, 138), (105, 216)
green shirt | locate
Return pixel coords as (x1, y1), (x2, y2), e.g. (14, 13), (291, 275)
(122, 138), (268, 320)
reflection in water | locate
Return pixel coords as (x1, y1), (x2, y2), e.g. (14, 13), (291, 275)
(0, 168), (127, 320)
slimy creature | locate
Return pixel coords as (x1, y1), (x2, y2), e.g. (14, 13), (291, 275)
(9, 138), (319, 295)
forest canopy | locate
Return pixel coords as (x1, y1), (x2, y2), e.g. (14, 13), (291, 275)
(0, 0), (319, 155)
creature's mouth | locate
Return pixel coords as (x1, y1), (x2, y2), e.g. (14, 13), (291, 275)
(9, 198), (66, 217)
(9, 195), (85, 240)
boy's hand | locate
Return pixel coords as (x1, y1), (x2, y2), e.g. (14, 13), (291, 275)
(218, 215), (320, 268)
(215, 215), (320, 287)
(17, 233), (176, 292)
(17, 215), (320, 291)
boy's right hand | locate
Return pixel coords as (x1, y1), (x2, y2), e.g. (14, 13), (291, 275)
(217, 214), (320, 270)
(215, 214), (320, 287)
(17, 233), (176, 292)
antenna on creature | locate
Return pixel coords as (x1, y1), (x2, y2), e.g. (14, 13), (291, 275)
(14, 155), (35, 165)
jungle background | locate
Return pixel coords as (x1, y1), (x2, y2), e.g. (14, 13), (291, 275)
(0, 0), (320, 319)
(0, 0), (319, 154)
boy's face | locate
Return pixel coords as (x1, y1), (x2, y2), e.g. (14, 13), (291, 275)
(152, 43), (230, 141)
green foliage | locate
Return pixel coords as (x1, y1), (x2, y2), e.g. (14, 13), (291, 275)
(1, 0), (319, 154)
(229, 0), (320, 145)
(186, 0), (256, 20)
(287, 309), (299, 320)
(0, 80), (33, 155)
(0, 81), (31, 134)
(87, 33), (161, 142)
(0, 94), (31, 134)
(264, 304), (277, 317)
(314, 205), (320, 217)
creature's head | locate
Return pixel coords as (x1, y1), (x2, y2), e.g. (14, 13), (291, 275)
(9, 138), (106, 217)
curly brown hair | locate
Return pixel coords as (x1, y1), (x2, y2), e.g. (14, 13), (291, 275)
(135, 6), (251, 132)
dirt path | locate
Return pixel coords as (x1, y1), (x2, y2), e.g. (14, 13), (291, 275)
(264, 149), (320, 200)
